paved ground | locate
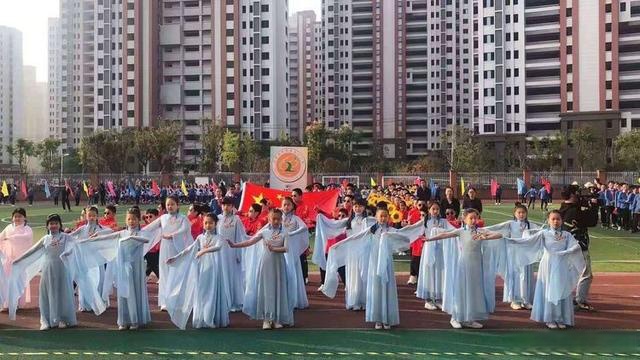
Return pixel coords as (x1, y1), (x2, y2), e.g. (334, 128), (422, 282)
(2, 273), (638, 331)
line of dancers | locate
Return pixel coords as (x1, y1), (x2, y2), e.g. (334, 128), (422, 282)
(0, 196), (585, 331)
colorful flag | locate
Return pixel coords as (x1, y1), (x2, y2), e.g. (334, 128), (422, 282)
(370, 177), (377, 187)
(1, 181), (8, 197)
(83, 181), (89, 196)
(460, 177), (466, 196)
(20, 180), (27, 200)
(490, 179), (498, 197)
(65, 179), (75, 198)
(239, 183), (339, 223)
(181, 180), (188, 196)
(107, 181), (117, 198)
(44, 180), (51, 198)
(541, 177), (552, 193)
(429, 178), (437, 196)
(151, 180), (161, 196)
(517, 178), (526, 195)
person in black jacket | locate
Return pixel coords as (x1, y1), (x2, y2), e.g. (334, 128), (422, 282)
(61, 185), (72, 212)
(439, 186), (460, 218)
(415, 179), (431, 203)
(462, 187), (483, 214)
(558, 185), (599, 312)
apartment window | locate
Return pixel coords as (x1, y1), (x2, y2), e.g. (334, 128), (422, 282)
(567, 46), (572, 54)
(567, 102), (573, 110)
(261, 52), (270, 60)
(261, 115), (270, 123)
(566, 8), (572, 16)
(606, 61), (612, 70)
(606, 42), (612, 51)
(567, 27), (572, 36)
(606, 100), (612, 108)
(605, 23), (612, 32)
(261, 20), (269, 28)
(261, 4), (269, 12)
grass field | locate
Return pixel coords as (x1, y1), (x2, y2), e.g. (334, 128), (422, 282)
(0, 330), (638, 359)
(3, 201), (638, 272)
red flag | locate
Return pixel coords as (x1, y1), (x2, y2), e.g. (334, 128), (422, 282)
(490, 179), (498, 197)
(414, 177), (421, 185)
(65, 179), (75, 198)
(239, 183), (339, 226)
(542, 177), (552, 193)
(152, 180), (161, 196)
(20, 180), (27, 200)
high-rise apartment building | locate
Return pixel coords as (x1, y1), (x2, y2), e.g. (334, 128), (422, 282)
(0, 26), (23, 164)
(289, 10), (317, 141)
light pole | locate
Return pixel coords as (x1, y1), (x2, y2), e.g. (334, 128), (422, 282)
(60, 151), (69, 186)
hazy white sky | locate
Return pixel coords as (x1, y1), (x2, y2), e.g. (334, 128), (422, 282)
(0, 0), (321, 82)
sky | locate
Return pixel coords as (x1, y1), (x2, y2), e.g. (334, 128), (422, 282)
(0, 0), (321, 83)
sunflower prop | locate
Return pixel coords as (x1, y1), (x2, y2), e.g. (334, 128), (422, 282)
(390, 211), (402, 223)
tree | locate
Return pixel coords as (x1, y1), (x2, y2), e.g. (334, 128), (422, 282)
(6, 139), (35, 175)
(569, 127), (605, 172)
(34, 138), (63, 173)
(141, 121), (181, 173)
(221, 130), (242, 172)
(78, 131), (109, 174)
(240, 133), (261, 172)
(527, 135), (564, 171)
(303, 121), (332, 172)
(334, 124), (363, 169)
(441, 126), (489, 172)
(199, 122), (225, 173)
(614, 130), (640, 171)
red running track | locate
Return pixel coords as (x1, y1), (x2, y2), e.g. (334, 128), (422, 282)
(1, 273), (638, 330)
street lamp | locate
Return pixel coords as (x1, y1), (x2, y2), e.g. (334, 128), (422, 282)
(60, 151), (69, 186)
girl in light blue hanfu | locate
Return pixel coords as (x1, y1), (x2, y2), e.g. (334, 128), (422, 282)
(280, 197), (309, 310)
(483, 203), (540, 310)
(143, 195), (193, 310)
(8, 214), (77, 330)
(67, 206), (113, 312)
(416, 202), (457, 311)
(505, 210), (585, 329)
(62, 207), (158, 330)
(314, 198), (375, 310)
(217, 197), (247, 312)
(230, 209), (293, 330)
(165, 213), (231, 329)
(323, 203), (424, 330)
(422, 209), (504, 329)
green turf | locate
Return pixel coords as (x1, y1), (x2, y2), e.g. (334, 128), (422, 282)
(0, 329), (638, 359)
(2, 202), (637, 272)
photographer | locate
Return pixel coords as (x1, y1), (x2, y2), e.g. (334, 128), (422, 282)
(558, 183), (599, 312)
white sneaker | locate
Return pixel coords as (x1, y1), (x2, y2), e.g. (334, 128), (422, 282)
(58, 321), (67, 329)
(510, 302), (523, 310)
(40, 323), (50, 331)
(450, 319), (462, 329)
(274, 322), (283, 329)
(160, 306), (167, 312)
(557, 323), (566, 329)
(262, 321), (272, 330)
(383, 323), (391, 330)
(317, 284), (325, 292)
(546, 322), (558, 329)
(407, 276), (417, 285)
(374, 322), (383, 330)
(129, 324), (139, 330)
(350, 305), (362, 311)
(304, 278), (309, 285)
(522, 303), (533, 310)
(463, 321), (483, 329)
(435, 302), (443, 310)
(424, 301), (438, 311)
(118, 325), (127, 331)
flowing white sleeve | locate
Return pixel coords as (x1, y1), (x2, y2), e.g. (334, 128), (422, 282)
(7, 238), (45, 320)
(312, 214), (348, 269)
(322, 229), (370, 298)
(506, 230), (545, 268)
(165, 241), (199, 330)
(286, 216), (310, 258)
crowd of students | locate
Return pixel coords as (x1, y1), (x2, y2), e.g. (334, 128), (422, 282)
(0, 178), (634, 331)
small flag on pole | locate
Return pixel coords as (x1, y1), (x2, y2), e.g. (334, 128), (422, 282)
(181, 180), (188, 196)
(460, 177), (466, 196)
(370, 177), (377, 187)
(44, 180), (51, 198)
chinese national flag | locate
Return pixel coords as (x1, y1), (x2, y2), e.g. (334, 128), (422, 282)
(240, 183), (339, 226)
